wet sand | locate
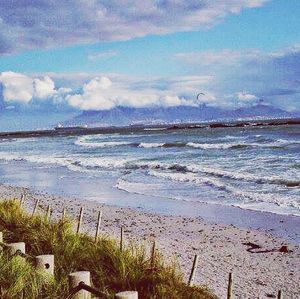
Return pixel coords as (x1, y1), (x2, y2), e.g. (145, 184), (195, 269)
(0, 183), (299, 298)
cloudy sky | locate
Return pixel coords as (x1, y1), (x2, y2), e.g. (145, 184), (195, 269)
(0, 0), (300, 127)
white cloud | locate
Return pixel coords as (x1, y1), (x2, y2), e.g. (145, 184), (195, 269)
(88, 50), (119, 61)
(67, 77), (116, 110)
(0, 0), (269, 54)
(237, 92), (258, 101)
(175, 50), (259, 66)
(66, 75), (207, 111)
(33, 76), (56, 99)
(0, 72), (33, 103)
(175, 45), (300, 110)
(0, 72), (63, 104)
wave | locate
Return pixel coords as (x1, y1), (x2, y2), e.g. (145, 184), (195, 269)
(147, 169), (300, 212)
(1, 149), (298, 188)
(138, 142), (165, 148)
(76, 140), (132, 148)
(186, 142), (248, 150)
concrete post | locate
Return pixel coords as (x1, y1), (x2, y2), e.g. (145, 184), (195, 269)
(115, 291), (138, 299)
(35, 255), (54, 275)
(68, 271), (91, 299)
(6, 242), (26, 255)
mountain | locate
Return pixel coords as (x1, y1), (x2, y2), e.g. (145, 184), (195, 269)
(65, 104), (296, 127)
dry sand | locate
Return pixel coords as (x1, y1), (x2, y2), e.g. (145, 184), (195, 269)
(0, 183), (299, 298)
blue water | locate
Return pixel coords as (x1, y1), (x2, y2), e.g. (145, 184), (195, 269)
(0, 125), (299, 216)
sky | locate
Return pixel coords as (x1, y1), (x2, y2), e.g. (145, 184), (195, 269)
(0, 0), (300, 128)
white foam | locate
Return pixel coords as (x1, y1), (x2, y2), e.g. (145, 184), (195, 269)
(138, 142), (165, 148)
(186, 142), (241, 149)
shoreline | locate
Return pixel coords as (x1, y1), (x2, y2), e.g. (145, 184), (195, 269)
(0, 183), (299, 298)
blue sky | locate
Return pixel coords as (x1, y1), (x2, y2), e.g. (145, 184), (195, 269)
(0, 0), (299, 76)
(0, 0), (299, 121)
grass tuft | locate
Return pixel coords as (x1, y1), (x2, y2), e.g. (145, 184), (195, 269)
(0, 199), (217, 298)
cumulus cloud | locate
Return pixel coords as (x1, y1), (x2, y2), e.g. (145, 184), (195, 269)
(66, 76), (203, 111)
(0, 72), (59, 104)
(33, 76), (56, 99)
(0, 72), (33, 103)
(0, 0), (269, 54)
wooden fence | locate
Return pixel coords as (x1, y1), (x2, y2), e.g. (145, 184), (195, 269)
(0, 195), (285, 299)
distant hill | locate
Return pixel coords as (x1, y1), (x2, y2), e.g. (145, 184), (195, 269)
(65, 104), (296, 127)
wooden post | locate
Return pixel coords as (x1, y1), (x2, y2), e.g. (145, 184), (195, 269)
(32, 198), (40, 217)
(115, 291), (138, 299)
(94, 210), (102, 242)
(77, 207), (84, 234)
(68, 271), (91, 299)
(6, 242), (26, 255)
(35, 255), (54, 275)
(120, 227), (124, 252)
(277, 290), (283, 299)
(0, 232), (3, 243)
(150, 240), (156, 268)
(188, 254), (199, 286)
(45, 205), (51, 221)
(62, 207), (66, 221)
(227, 272), (233, 299)
(20, 194), (25, 208)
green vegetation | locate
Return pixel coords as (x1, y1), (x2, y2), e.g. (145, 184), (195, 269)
(0, 200), (217, 299)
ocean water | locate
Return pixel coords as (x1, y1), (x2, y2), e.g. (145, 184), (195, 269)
(0, 125), (299, 216)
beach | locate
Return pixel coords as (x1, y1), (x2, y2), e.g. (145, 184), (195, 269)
(1, 183), (299, 298)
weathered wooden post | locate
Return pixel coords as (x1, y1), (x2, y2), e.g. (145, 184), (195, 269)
(227, 272), (233, 299)
(94, 210), (102, 242)
(62, 207), (66, 221)
(20, 194), (25, 208)
(188, 254), (199, 286)
(150, 240), (156, 268)
(68, 271), (91, 299)
(277, 290), (283, 299)
(32, 198), (40, 217)
(115, 291), (138, 299)
(6, 242), (26, 255)
(45, 205), (51, 221)
(0, 231), (3, 243)
(77, 207), (84, 234)
(120, 227), (124, 252)
(35, 255), (54, 275)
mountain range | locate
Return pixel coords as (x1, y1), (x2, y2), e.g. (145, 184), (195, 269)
(65, 104), (298, 127)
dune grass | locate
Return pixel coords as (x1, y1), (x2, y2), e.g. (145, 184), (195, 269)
(0, 199), (217, 299)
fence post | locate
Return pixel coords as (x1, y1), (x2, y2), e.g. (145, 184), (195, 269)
(68, 271), (91, 299)
(20, 194), (25, 208)
(32, 198), (40, 217)
(62, 207), (66, 221)
(277, 290), (283, 299)
(45, 205), (51, 221)
(35, 255), (54, 275)
(188, 254), (199, 286)
(120, 227), (124, 252)
(150, 240), (156, 268)
(227, 272), (233, 299)
(6, 242), (26, 255)
(94, 210), (102, 242)
(77, 207), (84, 234)
(0, 232), (3, 243)
(115, 291), (138, 299)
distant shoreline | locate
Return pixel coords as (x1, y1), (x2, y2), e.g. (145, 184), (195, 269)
(0, 117), (299, 139)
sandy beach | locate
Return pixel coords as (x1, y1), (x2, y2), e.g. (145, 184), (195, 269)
(0, 183), (299, 298)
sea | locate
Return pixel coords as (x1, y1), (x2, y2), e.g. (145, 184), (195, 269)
(0, 125), (299, 216)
